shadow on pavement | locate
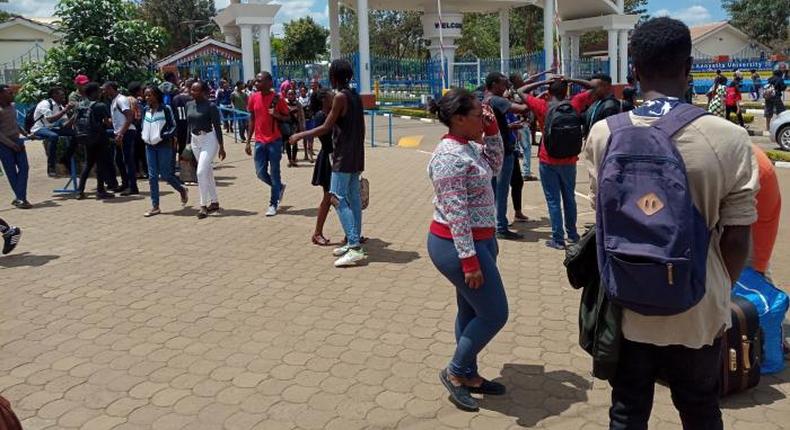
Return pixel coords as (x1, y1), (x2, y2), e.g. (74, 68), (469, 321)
(721, 367), (790, 409)
(214, 176), (237, 188)
(509, 217), (552, 242)
(282, 207), (319, 218)
(0, 252), (60, 268)
(362, 238), (420, 265)
(31, 199), (62, 209)
(479, 364), (589, 428)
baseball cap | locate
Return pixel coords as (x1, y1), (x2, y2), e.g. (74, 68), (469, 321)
(74, 74), (89, 86)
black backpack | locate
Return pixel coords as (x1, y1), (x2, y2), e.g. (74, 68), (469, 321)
(73, 101), (101, 138)
(543, 100), (583, 158)
(24, 99), (53, 134)
(585, 96), (622, 137)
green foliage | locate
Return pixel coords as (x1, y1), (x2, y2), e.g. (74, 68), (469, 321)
(17, 0), (165, 103)
(339, 8), (428, 60)
(724, 0), (790, 50)
(0, 10), (10, 23)
(457, 13), (500, 58)
(339, 6), (359, 55)
(280, 16), (329, 61)
(140, 0), (218, 54)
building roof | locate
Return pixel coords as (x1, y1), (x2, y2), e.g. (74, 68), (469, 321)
(0, 15), (59, 34)
(689, 22), (730, 43)
(156, 37), (242, 69)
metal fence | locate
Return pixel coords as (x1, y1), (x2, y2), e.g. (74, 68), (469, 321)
(0, 43), (47, 85)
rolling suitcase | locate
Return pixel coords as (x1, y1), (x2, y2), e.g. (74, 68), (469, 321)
(720, 296), (763, 397)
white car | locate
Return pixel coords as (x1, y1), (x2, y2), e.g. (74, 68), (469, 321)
(769, 110), (790, 151)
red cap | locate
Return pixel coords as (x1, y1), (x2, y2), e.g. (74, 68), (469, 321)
(74, 75), (89, 86)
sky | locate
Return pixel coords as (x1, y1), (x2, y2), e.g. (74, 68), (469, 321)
(2, 0), (726, 35)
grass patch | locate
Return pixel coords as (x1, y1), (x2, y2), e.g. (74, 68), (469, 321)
(389, 107), (436, 119)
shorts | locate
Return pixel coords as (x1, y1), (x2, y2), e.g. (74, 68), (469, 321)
(765, 97), (786, 117)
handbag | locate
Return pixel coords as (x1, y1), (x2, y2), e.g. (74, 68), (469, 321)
(360, 176), (370, 210)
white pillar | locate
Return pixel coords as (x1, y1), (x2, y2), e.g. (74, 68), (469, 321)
(618, 29), (628, 84)
(543, 0), (554, 71)
(560, 33), (571, 77)
(499, 9), (510, 74)
(259, 24), (272, 74)
(328, 0), (341, 60)
(616, 0), (624, 13)
(240, 24), (254, 82)
(569, 34), (580, 78)
(356, 0), (371, 93)
(607, 29), (617, 81)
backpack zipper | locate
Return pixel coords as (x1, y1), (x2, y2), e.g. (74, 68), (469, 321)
(667, 263), (674, 285)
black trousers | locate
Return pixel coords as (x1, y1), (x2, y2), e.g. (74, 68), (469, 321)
(286, 140), (299, 163)
(609, 337), (723, 430)
(511, 155), (524, 212)
(77, 136), (108, 194)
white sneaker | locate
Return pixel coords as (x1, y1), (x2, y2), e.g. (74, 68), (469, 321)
(332, 244), (351, 257)
(265, 205), (277, 217)
(334, 248), (367, 267)
(278, 183), (287, 206)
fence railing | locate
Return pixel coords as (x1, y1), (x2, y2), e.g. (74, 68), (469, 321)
(0, 43), (47, 85)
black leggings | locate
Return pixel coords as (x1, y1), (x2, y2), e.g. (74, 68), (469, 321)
(511, 155), (524, 213)
(77, 137), (108, 194)
(286, 141), (299, 163)
(725, 105), (745, 127)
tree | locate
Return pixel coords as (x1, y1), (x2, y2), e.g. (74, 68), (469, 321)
(456, 13), (500, 58)
(17, 0), (165, 102)
(724, 0), (789, 50)
(140, 0), (218, 54)
(338, 7), (428, 59)
(280, 16), (329, 61)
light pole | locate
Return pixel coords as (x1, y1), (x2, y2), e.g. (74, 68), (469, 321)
(179, 19), (210, 45)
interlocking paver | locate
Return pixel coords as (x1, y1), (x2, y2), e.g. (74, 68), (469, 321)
(0, 122), (787, 429)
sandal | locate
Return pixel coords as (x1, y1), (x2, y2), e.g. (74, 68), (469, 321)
(311, 234), (331, 246)
(180, 188), (189, 207)
(144, 208), (161, 217)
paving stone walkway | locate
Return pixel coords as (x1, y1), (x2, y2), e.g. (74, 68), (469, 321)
(1, 120), (788, 429)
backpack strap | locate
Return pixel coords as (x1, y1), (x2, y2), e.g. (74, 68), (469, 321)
(652, 103), (708, 137)
(605, 112), (632, 134)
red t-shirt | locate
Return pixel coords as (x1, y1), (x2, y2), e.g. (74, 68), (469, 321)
(525, 90), (595, 165)
(725, 87), (741, 107)
(247, 91), (290, 143)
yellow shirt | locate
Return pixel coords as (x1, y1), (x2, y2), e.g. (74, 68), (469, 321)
(583, 111), (759, 348)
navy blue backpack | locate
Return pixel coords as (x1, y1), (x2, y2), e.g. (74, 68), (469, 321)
(596, 104), (711, 316)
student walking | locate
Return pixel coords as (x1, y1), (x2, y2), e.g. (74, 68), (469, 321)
(245, 72), (291, 217)
(103, 81), (140, 195)
(141, 85), (188, 217)
(75, 82), (114, 200)
(187, 81), (226, 219)
(707, 75), (727, 117)
(307, 88), (334, 246)
(724, 80), (746, 128)
(426, 88), (508, 412)
(584, 17), (757, 429)
(0, 84), (31, 209)
(290, 59), (366, 267)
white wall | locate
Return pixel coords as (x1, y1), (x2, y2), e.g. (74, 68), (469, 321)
(0, 23), (57, 65)
(694, 27), (765, 58)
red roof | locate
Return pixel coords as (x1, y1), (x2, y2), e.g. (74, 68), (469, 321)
(689, 22), (729, 42)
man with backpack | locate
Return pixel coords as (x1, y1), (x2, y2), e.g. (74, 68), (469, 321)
(29, 87), (75, 177)
(583, 17), (757, 429)
(102, 81), (139, 196)
(0, 84), (31, 209)
(516, 75), (598, 250)
(764, 69), (786, 130)
(75, 82), (114, 200)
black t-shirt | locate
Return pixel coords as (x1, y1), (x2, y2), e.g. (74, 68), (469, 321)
(768, 76), (787, 98)
(332, 89), (365, 173)
(89, 102), (110, 141)
(172, 93), (192, 123)
(313, 111), (332, 152)
(487, 95), (515, 155)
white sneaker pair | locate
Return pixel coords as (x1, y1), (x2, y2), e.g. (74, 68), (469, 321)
(265, 183), (287, 217)
(333, 246), (367, 267)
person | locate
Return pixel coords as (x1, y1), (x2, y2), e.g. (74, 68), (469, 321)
(289, 59), (366, 267)
(0, 217), (21, 255)
(750, 69), (761, 100)
(765, 69), (787, 130)
(621, 86), (637, 112)
(724, 80), (746, 128)
(298, 85), (315, 162)
(141, 85), (188, 217)
(31, 87), (75, 177)
(159, 71), (179, 106)
(128, 81), (147, 180)
(583, 17), (757, 429)
(707, 75), (727, 118)
(231, 80), (248, 141)
(172, 78), (195, 168)
(69, 74), (90, 105)
(484, 72), (535, 240)
(75, 82), (114, 200)
(516, 74), (599, 250)
(505, 111), (528, 222)
(0, 84), (31, 209)
(245, 72), (290, 217)
(426, 88), (507, 412)
(308, 88), (334, 246)
(187, 81), (225, 219)
(215, 79), (234, 134)
(750, 145), (781, 280)
(508, 73), (538, 182)
(103, 81), (139, 195)
(284, 88), (305, 167)
(684, 74), (695, 103)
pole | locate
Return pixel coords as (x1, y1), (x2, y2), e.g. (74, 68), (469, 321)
(477, 58), (481, 87)
(437, 0), (447, 90)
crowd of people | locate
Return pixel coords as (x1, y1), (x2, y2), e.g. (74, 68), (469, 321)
(705, 66), (787, 130)
(427, 16), (782, 429)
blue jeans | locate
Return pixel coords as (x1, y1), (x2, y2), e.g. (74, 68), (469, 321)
(491, 153), (515, 232)
(427, 233), (508, 379)
(121, 130), (139, 192)
(518, 127), (532, 176)
(35, 127), (73, 170)
(539, 163), (579, 244)
(330, 171), (362, 247)
(145, 143), (184, 207)
(0, 139), (29, 201)
(253, 140), (283, 207)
